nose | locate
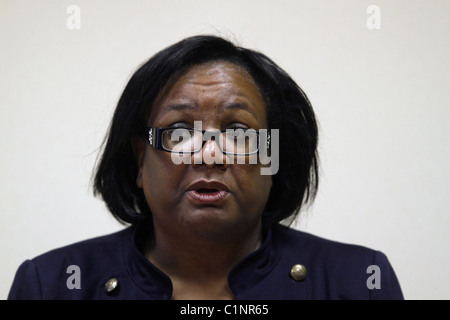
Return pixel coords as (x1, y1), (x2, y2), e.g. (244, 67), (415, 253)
(192, 135), (229, 169)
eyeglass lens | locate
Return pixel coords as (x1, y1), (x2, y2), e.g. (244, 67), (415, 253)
(161, 129), (258, 154)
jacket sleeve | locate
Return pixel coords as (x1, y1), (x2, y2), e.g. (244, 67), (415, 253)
(369, 251), (404, 300)
(8, 260), (43, 300)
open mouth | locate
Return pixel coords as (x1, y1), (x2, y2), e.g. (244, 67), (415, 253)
(187, 189), (229, 203)
(196, 188), (219, 193)
(186, 180), (231, 204)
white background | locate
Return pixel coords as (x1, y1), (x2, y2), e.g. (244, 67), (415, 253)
(1, 0), (449, 300)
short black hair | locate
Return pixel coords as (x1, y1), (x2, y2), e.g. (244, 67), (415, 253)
(93, 35), (319, 226)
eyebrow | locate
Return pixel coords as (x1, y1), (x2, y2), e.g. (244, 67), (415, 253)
(222, 102), (257, 118)
(164, 103), (198, 112)
(163, 102), (257, 118)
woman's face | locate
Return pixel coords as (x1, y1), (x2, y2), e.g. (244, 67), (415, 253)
(136, 61), (272, 241)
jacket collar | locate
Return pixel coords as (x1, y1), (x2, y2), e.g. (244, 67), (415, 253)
(123, 221), (280, 299)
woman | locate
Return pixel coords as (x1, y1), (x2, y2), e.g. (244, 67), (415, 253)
(8, 35), (403, 300)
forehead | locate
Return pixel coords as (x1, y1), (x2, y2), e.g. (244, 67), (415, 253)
(149, 61), (266, 125)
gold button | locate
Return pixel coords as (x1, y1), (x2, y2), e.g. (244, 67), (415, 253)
(290, 264), (307, 281)
(104, 277), (119, 293)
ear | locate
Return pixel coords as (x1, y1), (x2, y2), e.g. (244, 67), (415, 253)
(130, 136), (146, 188)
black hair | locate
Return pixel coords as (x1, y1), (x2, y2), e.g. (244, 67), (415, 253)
(93, 35), (319, 225)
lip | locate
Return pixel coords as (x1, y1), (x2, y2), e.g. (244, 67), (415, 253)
(186, 180), (231, 204)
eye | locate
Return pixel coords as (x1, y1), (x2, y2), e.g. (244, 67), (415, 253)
(169, 121), (193, 129)
(226, 123), (250, 130)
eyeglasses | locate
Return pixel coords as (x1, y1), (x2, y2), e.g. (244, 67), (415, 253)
(145, 127), (270, 155)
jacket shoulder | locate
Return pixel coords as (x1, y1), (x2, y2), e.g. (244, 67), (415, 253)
(8, 227), (132, 300)
(272, 225), (404, 299)
(275, 224), (377, 261)
(33, 227), (130, 263)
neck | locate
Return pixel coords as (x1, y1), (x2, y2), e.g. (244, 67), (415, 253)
(144, 220), (263, 298)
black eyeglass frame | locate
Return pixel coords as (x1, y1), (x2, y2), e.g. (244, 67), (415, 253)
(144, 127), (270, 156)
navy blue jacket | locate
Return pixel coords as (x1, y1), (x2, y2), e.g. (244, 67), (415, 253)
(8, 223), (403, 300)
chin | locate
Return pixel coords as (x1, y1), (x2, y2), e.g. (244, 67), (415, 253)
(180, 207), (253, 241)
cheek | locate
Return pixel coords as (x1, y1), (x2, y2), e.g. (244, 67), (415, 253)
(233, 165), (272, 208)
(140, 150), (186, 210)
